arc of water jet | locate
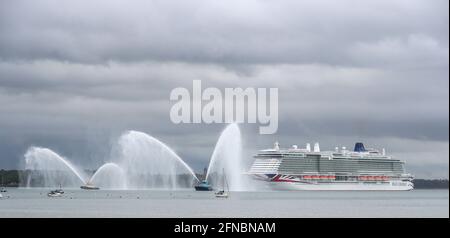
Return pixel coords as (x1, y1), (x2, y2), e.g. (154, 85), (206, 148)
(25, 147), (88, 184)
(147, 133), (200, 182)
(125, 131), (200, 182)
(205, 123), (241, 181)
(89, 162), (124, 183)
(205, 141), (220, 181)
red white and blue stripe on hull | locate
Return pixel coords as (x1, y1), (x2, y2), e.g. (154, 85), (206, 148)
(252, 174), (413, 191)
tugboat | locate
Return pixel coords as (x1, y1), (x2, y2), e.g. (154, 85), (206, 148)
(80, 181), (100, 190)
(194, 167), (213, 191)
(195, 180), (213, 191)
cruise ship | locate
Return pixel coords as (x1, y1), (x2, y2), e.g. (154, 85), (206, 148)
(247, 142), (414, 191)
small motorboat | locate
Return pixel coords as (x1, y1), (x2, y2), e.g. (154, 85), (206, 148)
(47, 190), (63, 197)
(80, 182), (100, 190)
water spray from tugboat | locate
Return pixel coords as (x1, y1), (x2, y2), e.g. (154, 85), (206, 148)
(205, 123), (247, 191)
(22, 123), (248, 191)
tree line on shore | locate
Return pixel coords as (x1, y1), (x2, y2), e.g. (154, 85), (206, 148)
(0, 169), (448, 189)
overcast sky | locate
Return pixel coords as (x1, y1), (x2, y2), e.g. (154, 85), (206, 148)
(0, 0), (448, 178)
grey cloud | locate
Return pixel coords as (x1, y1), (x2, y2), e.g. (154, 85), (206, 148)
(0, 0), (448, 178)
(0, 0), (448, 67)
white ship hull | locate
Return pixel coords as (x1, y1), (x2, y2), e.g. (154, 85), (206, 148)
(267, 181), (413, 191)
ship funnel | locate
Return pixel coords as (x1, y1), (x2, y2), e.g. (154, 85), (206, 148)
(382, 148), (386, 156)
(313, 142), (320, 152)
(306, 143), (311, 152)
(354, 142), (366, 152)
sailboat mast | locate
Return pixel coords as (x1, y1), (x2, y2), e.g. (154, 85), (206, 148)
(222, 168), (225, 190)
(225, 174), (229, 192)
(222, 168), (229, 192)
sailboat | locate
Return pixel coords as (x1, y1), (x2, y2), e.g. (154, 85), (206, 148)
(55, 184), (64, 194)
(48, 184), (64, 197)
(215, 169), (229, 198)
(0, 175), (7, 193)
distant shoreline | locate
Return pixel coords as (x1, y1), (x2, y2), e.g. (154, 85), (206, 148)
(1, 169), (448, 189)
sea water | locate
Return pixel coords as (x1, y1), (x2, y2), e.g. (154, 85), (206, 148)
(0, 188), (447, 218)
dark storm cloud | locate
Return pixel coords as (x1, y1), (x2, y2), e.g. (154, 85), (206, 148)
(0, 0), (448, 178)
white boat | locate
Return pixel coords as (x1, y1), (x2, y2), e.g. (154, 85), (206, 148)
(47, 183), (65, 197)
(0, 193), (3, 199)
(54, 184), (64, 194)
(247, 142), (414, 191)
(215, 190), (228, 198)
(215, 169), (229, 198)
(47, 191), (62, 197)
(80, 182), (99, 190)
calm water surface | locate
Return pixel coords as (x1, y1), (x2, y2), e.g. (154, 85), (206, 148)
(0, 188), (448, 217)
